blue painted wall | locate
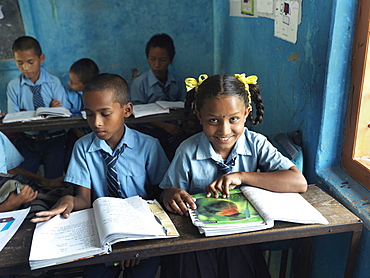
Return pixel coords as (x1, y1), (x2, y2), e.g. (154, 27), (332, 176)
(0, 0), (214, 112)
(1, 0), (368, 277)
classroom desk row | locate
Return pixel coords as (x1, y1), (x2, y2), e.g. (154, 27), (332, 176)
(0, 185), (362, 278)
(0, 109), (185, 133)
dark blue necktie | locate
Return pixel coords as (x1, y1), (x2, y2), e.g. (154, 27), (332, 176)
(214, 157), (236, 175)
(159, 82), (170, 100)
(31, 84), (44, 109)
(100, 146), (125, 198)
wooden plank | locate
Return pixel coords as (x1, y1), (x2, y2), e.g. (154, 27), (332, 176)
(0, 110), (185, 133)
(0, 185), (362, 276)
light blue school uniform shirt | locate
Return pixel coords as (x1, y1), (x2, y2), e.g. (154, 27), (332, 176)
(0, 132), (24, 173)
(65, 88), (83, 111)
(130, 68), (186, 105)
(65, 125), (169, 201)
(159, 128), (295, 194)
(6, 67), (67, 113)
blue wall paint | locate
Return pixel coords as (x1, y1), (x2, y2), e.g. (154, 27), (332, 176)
(0, 0), (214, 112)
(1, 0), (369, 276)
(215, 0), (333, 184)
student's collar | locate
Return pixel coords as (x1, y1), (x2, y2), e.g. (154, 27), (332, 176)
(195, 128), (250, 162)
(148, 68), (175, 88)
(20, 67), (47, 86)
(89, 125), (134, 155)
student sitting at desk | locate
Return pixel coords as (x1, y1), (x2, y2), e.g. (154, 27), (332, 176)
(6, 36), (68, 179)
(31, 73), (170, 278)
(0, 132), (64, 213)
(159, 74), (308, 278)
(64, 58), (99, 170)
(130, 33), (186, 160)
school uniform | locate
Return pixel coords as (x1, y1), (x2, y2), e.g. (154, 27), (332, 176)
(65, 126), (169, 278)
(63, 87), (91, 171)
(6, 68), (68, 178)
(0, 132), (24, 174)
(159, 128), (293, 278)
(160, 128), (294, 193)
(65, 125), (169, 200)
(65, 88), (83, 111)
(130, 69), (186, 160)
(130, 68), (185, 105)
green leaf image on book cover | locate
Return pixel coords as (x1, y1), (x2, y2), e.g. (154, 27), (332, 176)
(194, 190), (263, 225)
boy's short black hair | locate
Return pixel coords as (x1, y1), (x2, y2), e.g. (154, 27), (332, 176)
(70, 58), (100, 84)
(83, 73), (129, 107)
(145, 33), (175, 61)
(12, 36), (42, 57)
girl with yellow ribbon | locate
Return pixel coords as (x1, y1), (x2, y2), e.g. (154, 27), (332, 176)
(160, 73), (307, 278)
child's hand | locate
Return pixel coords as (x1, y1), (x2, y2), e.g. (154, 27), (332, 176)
(50, 98), (62, 107)
(30, 195), (74, 223)
(118, 258), (141, 270)
(206, 173), (243, 198)
(5, 185), (38, 211)
(163, 187), (196, 216)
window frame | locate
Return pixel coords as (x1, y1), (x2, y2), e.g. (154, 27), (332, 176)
(342, 0), (370, 188)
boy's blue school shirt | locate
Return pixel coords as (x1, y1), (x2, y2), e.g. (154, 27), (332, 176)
(130, 68), (186, 105)
(64, 125), (170, 201)
(0, 132), (24, 173)
(159, 128), (295, 195)
(65, 87), (83, 111)
(6, 68), (67, 113)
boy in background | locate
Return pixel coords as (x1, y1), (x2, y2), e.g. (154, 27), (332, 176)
(64, 58), (99, 169)
(32, 73), (169, 278)
(130, 33), (186, 160)
(6, 36), (67, 179)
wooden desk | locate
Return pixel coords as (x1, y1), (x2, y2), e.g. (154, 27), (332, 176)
(0, 185), (362, 277)
(0, 110), (185, 133)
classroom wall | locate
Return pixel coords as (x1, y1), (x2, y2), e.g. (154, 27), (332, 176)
(0, 0), (214, 112)
(1, 0), (368, 277)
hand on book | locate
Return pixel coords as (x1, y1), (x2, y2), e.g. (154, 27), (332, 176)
(206, 173), (243, 198)
(30, 195), (74, 223)
(162, 187), (196, 216)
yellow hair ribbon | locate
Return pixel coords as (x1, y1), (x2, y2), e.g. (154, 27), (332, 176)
(234, 73), (258, 109)
(185, 74), (208, 92)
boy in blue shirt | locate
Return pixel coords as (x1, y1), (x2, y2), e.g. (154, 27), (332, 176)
(64, 58), (99, 170)
(130, 33), (186, 160)
(32, 73), (170, 278)
(6, 36), (68, 179)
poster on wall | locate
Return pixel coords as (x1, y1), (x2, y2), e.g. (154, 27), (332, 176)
(229, 0), (302, 44)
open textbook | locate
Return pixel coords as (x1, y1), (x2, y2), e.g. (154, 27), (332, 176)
(0, 207), (30, 252)
(188, 186), (329, 237)
(132, 101), (184, 118)
(29, 196), (178, 270)
(3, 107), (71, 123)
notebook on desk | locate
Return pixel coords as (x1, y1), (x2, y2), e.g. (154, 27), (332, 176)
(3, 107), (71, 124)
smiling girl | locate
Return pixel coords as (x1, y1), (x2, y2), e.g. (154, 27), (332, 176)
(159, 73), (307, 278)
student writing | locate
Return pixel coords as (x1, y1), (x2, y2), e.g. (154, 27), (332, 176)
(6, 36), (68, 179)
(130, 33), (186, 160)
(159, 74), (308, 278)
(31, 73), (170, 278)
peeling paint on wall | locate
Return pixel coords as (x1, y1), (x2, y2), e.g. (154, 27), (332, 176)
(288, 52), (300, 62)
